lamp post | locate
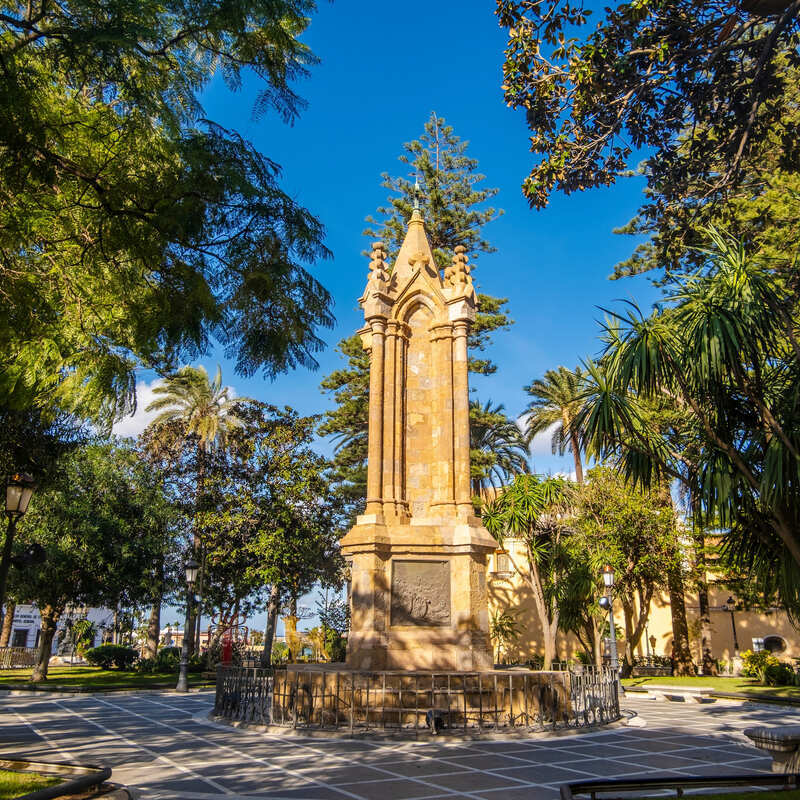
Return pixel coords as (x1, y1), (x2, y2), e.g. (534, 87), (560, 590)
(176, 557), (200, 693)
(0, 473), (36, 630)
(599, 564), (622, 694)
(722, 595), (740, 655)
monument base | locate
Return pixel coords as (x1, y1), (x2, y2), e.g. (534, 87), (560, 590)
(341, 516), (497, 671)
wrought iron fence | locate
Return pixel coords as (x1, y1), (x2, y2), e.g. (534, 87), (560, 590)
(0, 647), (37, 668)
(213, 664), (620, 734)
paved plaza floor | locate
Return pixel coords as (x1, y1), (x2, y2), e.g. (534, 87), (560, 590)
(0, 690), (796, 799)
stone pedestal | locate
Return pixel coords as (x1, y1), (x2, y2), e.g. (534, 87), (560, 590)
(342, 208), (496, 672)
(342, 517), (495, 671)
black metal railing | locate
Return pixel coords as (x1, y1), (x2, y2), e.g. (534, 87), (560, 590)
(213, 664), (620, 734)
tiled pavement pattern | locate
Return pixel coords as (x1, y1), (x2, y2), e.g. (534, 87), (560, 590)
(0, 690), (796, 800)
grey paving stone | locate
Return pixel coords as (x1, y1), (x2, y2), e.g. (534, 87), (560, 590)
(480, 763), (590, 785)
(439, 752), (536, 770)
(612, 753), (714, 770)
(477, 788), (560, 800)
(424, 769), (533, 792)
(334, 778), (451, 799)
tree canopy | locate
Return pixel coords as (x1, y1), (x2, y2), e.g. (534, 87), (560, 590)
(498, 0), (800, 273)
(0, 0), (333, 426)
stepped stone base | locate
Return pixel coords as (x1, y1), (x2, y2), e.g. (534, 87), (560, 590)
(341, 515), (497, 672)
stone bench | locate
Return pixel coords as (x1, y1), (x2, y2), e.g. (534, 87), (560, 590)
(744, 725), (800, 773)
(641, 684), (717, 703)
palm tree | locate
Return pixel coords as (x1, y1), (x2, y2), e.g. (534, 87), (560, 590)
(523, 366), (586, 484)
(145, 365), (247, 654)
(470, 400), (529, 498)
(146, 365), (245, 452)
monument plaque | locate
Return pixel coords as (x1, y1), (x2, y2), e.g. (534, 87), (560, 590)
(391, 560), (450, 627)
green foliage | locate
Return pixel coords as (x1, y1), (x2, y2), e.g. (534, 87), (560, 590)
(470, 400), (529, 500)
(740, 649), (781, 684)
(764, 662), (798, 687)
(0, 0), (333, 424)
(68, 619), (97, 657)
(482, 474), (577, 667)
(498, 1), (800, 230)
(272, 641), (290, 664)
(523, 366), (586, 482)
(321, 114), (511, 520)
(85, 645), (138, 670)
(489, 610), (521, 663)
(10, 439), (178, 620)
(578, 231), (800, 614)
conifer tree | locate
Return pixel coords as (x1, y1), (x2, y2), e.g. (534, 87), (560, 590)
(320, 113), (512, 522)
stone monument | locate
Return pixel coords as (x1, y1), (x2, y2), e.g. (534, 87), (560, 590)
(340, 201), (497, 671)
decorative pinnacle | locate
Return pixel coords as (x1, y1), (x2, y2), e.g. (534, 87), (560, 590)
(413, 175), (420, 211)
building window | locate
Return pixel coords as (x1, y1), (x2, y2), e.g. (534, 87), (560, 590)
(763, 635), (787, 654)
(493, 551), (511, 574)
(11, 629), (28, 648)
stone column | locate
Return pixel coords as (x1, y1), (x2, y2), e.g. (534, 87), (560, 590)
(452, 320), (472, 516)
(394, 324), (409, 517)
(365, 318), (386, 517)
(382, 322), (398, 515)
(430, 323), (455, 515)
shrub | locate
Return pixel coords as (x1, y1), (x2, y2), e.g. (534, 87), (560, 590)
(156, 646), (181, 672)
(764, 662), (797, 687)
(741, 649), (780, 683)
(85, 644), (138, 670)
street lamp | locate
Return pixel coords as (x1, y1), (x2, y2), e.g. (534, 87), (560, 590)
(599, 565), (622, 693)
(0, 473), (36, 630)
(722, 595), (740, 654)
(176, 557), (200, 693)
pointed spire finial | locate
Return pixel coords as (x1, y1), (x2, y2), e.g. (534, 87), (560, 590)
(413, 174), (421, 211)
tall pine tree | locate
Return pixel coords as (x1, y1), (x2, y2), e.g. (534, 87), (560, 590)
(320, 113), (512, 522)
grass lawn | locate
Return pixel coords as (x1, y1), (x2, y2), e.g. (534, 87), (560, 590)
(0, 768), (61, 799)
(623, 675), (800, 699)
(0, 665), (214, 691)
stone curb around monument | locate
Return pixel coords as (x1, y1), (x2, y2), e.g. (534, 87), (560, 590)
(0, 757), (129, 799)
(202, 710), (628, 742)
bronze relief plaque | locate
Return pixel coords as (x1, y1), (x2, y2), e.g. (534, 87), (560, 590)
(390, 560), (451, 626)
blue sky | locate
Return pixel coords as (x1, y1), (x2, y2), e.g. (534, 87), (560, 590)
(121, 1), (664, 635)
(118, 0), (661, 476)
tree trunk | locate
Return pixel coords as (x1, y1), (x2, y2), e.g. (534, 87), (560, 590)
(668, 566), (696, 676)
(621, 596), (636, 677)
(692, 520), (717, 675)
(542, 613), (559, 670)
(569, 428), (584, 484)
(32, 606), (61, 682)
(0, 598), (15, 647)
(145, 597), (161, 660)
(261, 585), (280, 667)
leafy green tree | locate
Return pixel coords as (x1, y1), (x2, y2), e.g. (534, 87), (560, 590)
(578, 230), (800, 627)
(0, 1), (333, 424)
(321, 114), (512, 519)
(574, 467), (682, 674)
(144, 365), (247, 654)
(489, 609), (521, 664)
(10, 440), (174, 680)
(613, 73), (800, 279)
(523, 366), (586, 483)
(483, 474), (576, 669)
(470, 400), (529, 499)
(497, 0), (800, 228)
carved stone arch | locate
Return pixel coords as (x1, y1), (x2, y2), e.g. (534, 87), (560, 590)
(392, 287), (444, 325)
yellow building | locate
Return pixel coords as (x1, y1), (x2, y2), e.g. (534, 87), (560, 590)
(486, 540), (798, 669)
